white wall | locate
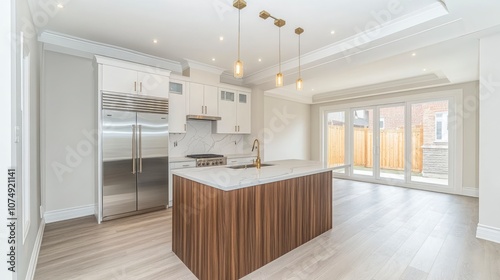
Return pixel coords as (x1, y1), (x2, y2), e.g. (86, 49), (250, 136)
(43, 51), (96, 213)
(478, 33), (500, 243)
(15, 0), (44, 279)
(1, 1), (14, 279)
(263, 96), (311, 161)
(310, 81), (479, 193)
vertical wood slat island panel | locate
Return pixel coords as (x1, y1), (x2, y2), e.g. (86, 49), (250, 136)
(172, 171), (333, 280)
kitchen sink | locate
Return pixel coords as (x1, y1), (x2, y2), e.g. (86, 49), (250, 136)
(228, 163), (274, 169)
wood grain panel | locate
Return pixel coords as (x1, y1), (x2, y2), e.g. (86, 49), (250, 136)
(172, 171), (333, 280)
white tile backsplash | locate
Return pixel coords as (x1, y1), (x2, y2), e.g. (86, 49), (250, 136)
(169, 120), (251, 157)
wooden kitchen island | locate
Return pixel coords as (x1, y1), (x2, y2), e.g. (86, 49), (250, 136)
(172, 160), (333, 280)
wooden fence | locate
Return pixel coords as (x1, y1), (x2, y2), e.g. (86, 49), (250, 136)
(327, 125), (423, 172)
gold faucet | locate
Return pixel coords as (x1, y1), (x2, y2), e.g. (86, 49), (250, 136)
(252, 139), (262, 169)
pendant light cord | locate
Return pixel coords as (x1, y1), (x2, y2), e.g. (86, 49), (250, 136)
(298, 34), (301, 78)
(238, 8), (241, 60)
(278, 27), (281, 73)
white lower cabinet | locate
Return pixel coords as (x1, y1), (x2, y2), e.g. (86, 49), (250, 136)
(227, 157), (255, 166)
(169, 160), (196, 206)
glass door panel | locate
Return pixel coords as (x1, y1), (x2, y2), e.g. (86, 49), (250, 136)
(353, 108), (374, 176)
(410, 101), (449, 185)
(327, 111), (346, 173)
(379, 105), (405, 180)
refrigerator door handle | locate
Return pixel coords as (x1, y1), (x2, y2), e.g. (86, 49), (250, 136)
(132, 124), (136, 174)
(139, 124), (143, 173)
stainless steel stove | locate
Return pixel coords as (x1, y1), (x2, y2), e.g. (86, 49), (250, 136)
(186, 154), (227, 167)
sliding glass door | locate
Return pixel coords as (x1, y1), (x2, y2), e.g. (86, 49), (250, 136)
(352, 108), (374, 177)
(410, 100), (449, 185)
(326, 111), (347, 174)
(379, 105), (405, 181)
(323, 98), (451, 191)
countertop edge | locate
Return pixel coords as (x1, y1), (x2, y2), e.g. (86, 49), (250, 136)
(172, 160), (334, 191)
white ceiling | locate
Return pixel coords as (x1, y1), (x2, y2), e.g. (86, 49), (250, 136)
(29, 0), (500, 103)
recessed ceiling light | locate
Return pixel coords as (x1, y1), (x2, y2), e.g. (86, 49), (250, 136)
(311, 88), (315, 91)
(258, 58), (262, 62)
(423, 68), (427, 72)
(330, 30), (335, 35)
(153, 39), (158, 44)
(212, 58), (216, 61)
(219, 36), (224, 41)
(412, 52), (416, 56)
(57, 3), (64, 8)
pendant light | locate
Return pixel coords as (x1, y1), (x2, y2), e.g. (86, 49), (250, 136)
(233, 0), (246, 78)
(295, 27), (304, 91)
(275, 19), (285, 87)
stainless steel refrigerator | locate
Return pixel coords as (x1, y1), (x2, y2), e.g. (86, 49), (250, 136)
(100, 93), (168, 221)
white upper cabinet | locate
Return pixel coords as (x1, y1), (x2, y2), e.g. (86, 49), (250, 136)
(137, 72), (170, 99)
(188, 83), (219, 116)
(215, 89), (251, 134)
(102, 65), (138, 95)
(237, 92), (251, 134)
(168, 80), (187, 133)
(97, 57), (170, 99)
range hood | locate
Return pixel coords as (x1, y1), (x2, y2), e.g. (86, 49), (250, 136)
(186, 115), (222, 121)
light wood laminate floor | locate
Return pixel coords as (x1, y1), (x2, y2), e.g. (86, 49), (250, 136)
(35, 180), (500, 280)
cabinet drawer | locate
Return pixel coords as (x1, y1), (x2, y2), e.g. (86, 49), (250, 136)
(170, 161), (196, 169)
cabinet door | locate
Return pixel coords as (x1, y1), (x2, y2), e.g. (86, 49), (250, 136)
(216, 89), (237, 133)
(137, 72), (169, 99)
(102, 65), (138, 94)
(204, 85), (219, 116)
(237, 92), (251, 134)
(188, 83), (204, 115)
(168, 81), (187, 133)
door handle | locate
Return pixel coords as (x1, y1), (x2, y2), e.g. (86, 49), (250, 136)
(132, 125), (136, 174)
(139, 125), (143, 173)
(205, 106), (207, 114)
(184, 123), (187, 131)
(201, 105), (204, 114)
(140, 82), (143, 93)
(134, 81), (137, 92)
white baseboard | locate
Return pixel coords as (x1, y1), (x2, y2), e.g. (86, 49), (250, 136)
(476, 224), (500, 244)
(462, 187), (479, 197)
(25, 219), (45, 280)
(44, 204), (95, 224)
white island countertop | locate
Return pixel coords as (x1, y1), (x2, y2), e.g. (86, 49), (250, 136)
(172, 159), (333, 191)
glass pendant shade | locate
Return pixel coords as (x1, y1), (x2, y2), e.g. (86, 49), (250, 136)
(276, 72), (283, 87)
(296, 78), (303, 90)
(234, 60), (244, 78)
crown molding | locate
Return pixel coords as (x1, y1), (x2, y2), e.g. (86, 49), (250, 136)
(312, 73), (450, 103)
(181, 59), (226, 75)
(243, 2), (450, 86)
(264, 90), (313, 104)
(39, 31), (182, 73)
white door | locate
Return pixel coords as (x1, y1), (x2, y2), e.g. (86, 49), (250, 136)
(137, 72), (169, 99)
(216, 89), (237, 133)
(168, 81), (187, 133)
(102, 65), (138, 94)
(188, 83), (204, 115)
(237, 92), (251, 134)
(204, 85), (219, 116)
